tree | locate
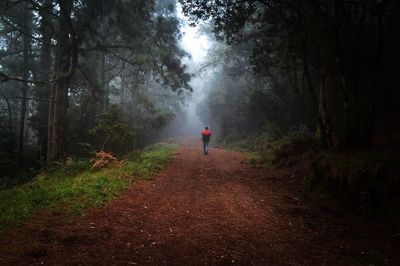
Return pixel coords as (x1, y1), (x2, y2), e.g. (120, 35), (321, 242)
(0, 0), (191, 168)
(90, 105), (134, 152)
(47, 0), (78, 162)
(180, 0), (400, 149)
(17, 1), (32, 155)
(35, 0), (53, 160)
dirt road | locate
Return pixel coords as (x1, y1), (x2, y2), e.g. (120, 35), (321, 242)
(0, 143), (398, 265)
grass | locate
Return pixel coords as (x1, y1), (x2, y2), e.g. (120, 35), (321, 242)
(0, 143), (177, 233)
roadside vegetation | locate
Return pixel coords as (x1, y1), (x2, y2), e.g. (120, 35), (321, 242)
(216, 127), (317, 167)
(218, 132), (400, 221)
(307, 150), (400, 221)
(0, 143), (177, 233)
(183, 0), (399, 222)
(0, 0), (189, 186)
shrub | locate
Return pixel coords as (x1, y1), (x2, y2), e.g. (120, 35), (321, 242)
(258, 129), (317, 167)
(215, 126), (317, 167)
(90, 105), (134, 153)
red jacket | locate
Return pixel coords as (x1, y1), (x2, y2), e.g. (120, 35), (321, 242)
(201, 129), (211, 141)
(201, 129), (211, 136)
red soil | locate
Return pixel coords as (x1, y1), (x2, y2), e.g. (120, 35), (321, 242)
(0, 143), (398, 265)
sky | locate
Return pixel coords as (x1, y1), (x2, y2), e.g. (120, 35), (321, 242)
(176, 6), (211, 65)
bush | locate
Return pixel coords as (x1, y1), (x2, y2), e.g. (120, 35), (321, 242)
(215, 126), (317, 167)
(258, 128), (318, 167)
(90, 105), (134, 153)
(217, 134), (268, 152)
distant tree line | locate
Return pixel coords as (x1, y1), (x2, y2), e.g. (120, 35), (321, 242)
(0, 0), (191, 167)
(182, 0), (400, 149)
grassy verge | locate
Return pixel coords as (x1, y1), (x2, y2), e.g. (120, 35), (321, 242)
(0, 143), (177, 233)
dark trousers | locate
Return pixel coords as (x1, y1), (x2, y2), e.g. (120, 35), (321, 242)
(203, 141), (209, 154)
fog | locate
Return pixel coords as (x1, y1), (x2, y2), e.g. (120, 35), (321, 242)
(160, 6), (212, 139)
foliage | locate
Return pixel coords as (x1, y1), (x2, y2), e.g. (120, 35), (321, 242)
(182, 0), (400, 149)
(0, 0), (191, 165)
(216, 133), (267, 152)
(218, 127), (317, 167)
(260, 127), (317, 165)
(0, 143), (176, 233)
(196, 30), (314, 143)
(90, 105), (134, 152)
(182, 0), (400, 224)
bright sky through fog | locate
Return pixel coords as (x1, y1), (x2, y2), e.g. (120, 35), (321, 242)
(177, 5), (211, 63)
(172, 4), (212, 134)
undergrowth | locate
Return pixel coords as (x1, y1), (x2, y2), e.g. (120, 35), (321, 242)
(216, 134), (267, 152)
(0, 143), (177, 233)
(306, 150), (400, 220)
(218, 128), (317, 167)
(257, 131), (317, 167)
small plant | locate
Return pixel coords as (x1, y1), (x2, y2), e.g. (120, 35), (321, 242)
(90, 105), (134, 153)
(90, 151), (119, 170)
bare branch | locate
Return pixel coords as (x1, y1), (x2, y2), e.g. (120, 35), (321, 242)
(0, 71), (46, 84)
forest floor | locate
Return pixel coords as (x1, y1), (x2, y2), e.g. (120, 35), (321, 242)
(0, 141), (399, 265)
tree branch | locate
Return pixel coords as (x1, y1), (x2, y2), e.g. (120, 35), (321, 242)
(0, 16), (45, 44)
(0, 71), (46, 84)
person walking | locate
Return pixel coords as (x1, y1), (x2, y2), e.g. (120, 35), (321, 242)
(201, 126), (212, 155)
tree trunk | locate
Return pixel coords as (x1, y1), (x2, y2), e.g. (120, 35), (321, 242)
(297, 6), (331, 149)
(37, 0), (53, 161)
(0, 92), (14, 153)
(301, 48), (334, 149)
(342, 79), (374, 148)
(47, 0), (78, 163)
(336, 45), (374, 148)
(318, 75), (333, 148)
(47, 82), (56, 161)
(333, 0), (376, 148)
(17, 2), (31, 155)
(100, 51), (109, 111)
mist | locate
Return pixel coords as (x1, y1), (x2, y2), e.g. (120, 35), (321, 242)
(1, 1), (399, 264)
(160, 6), (212, 139)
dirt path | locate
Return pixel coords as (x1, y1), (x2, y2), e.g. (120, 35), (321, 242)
(0, 143), (398, 265)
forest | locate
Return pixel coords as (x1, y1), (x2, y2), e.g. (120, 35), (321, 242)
(184, 0), (400, 218)
(1, 0), (191, 182)
(0, 0), (399, 265)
